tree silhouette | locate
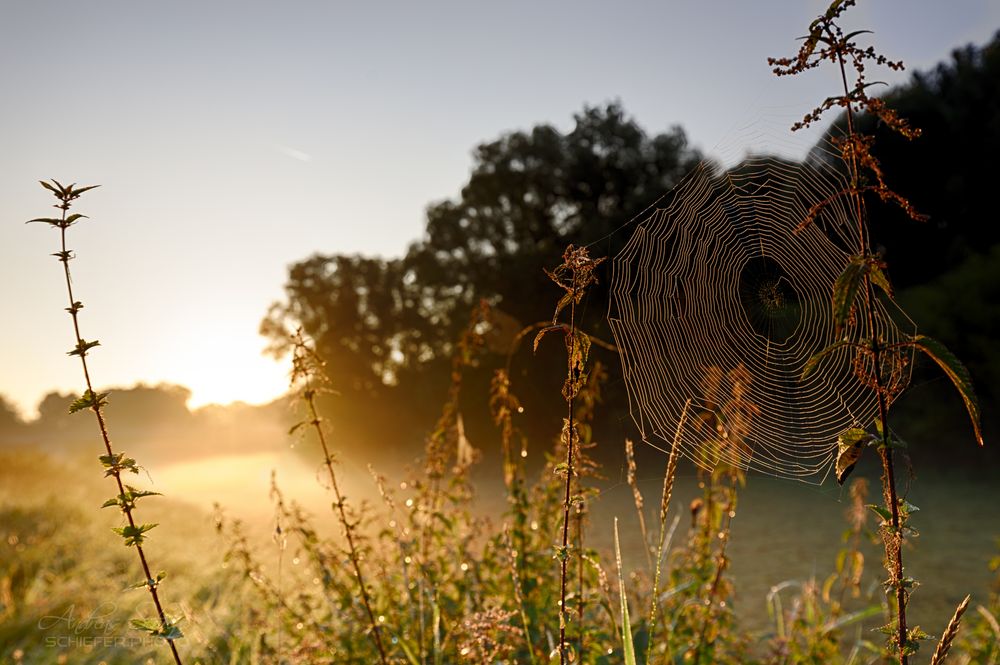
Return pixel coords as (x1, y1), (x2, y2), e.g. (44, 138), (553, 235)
(264, 103), (703, 401)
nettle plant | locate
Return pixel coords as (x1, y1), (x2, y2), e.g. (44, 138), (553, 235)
(533, 244), (604, 665)
(28, 180), (184, 664)
(287, 329), (389, 664)
(769, 1), (984, 663)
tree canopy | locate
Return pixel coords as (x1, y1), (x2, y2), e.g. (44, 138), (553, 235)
(263, 103), (704, 397)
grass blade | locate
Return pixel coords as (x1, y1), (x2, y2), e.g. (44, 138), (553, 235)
(614, 517), (638, 665)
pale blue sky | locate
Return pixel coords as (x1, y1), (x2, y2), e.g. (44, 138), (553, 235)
(2, 1), (997, 417)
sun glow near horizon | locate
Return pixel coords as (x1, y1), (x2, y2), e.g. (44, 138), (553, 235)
(155, 334), (293, 412)
(6, 331), (293, 421)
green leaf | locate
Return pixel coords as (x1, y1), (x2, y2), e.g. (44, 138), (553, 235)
(67, 339), (100, 357)
(906, 335), (983, 446)
(532, 325), (562, 353)
(26, 217), (65, 227)
(71, 184), (100, 197)
(40, 180), (60, 195)
(874, 621), (897, 636)
(551, 292), (574, 325)
(867, 504), (892, 524)
(801, 340), (855, 379)
(803, 1), (846, 60)
(69, 389), (109, 414)
(130, 615), (182, 640)
(614, 518), (638, 665)
(125, 571), (166, 591)
(833, 256), (867, 333)
(113, 522), (158, 547)
(131, 618), (162, 632)
(842, 29), (874, 42)
(99, 452), (139, 476)
(868, 262), (893, 299)
(102, 486), (162, 511)
(161, 624), (187, 642)
(836, 428), (875, 485)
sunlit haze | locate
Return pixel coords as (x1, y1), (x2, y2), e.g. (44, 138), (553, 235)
(2, 1), (997, 417)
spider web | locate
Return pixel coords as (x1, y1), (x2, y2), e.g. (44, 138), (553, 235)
(607, 125), (915, 482)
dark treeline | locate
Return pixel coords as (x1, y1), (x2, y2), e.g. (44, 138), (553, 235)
(0, 385), (292, 465)
(261, 31), (1000, 468)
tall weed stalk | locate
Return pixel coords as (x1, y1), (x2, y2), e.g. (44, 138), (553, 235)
(27, 180), (184, 663)
(534, 244), (604, 664)
(287, 330), (389, 664)
(770, 2), (984, 662)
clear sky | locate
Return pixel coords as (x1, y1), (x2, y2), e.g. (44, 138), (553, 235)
(2, 1), (997, 418)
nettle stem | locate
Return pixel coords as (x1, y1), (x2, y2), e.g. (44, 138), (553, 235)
(835, 43), (909, 664)
(300, 372), (389, 664)
(537, 245), (603, 665)
(46, 187), (183, 664)
(558, 277), (578, 665)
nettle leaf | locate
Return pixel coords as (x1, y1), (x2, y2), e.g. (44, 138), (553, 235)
(102, 486), (162, 511)
(842, 29), (874, 42)
(801, 340), (856, 379)
(867, 504), (892, 524)
(131, 615), (183, 640)
(868, 262), (893, 299)
(832, 256), (867, 332)
(113, 522), (158, 547)
(803, 0), (846, 59)
(551, 291), (574, 325)
(836, 428), (875, 485)
(156, 622), (184, 641)
(99, 452), (140, 476)
(532, 325), (562, 353)
(69, 389), (109, 414)
(131, 618), (162, 633)
(64, 213), (88, 225)
(26, 217), (65, 227)
(875, 621), (897, 636)
(906, 335), (983, 446)
(67, 339), (100, 357)
(71, 184), (100, 197)
(125, 571), (166, 592)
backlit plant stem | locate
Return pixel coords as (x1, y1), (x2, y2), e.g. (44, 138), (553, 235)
(46, 186), (183, 664)
(557, 269), (578, 665)
(834, 37), (909, 665)
(295, 345), (389, 665)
